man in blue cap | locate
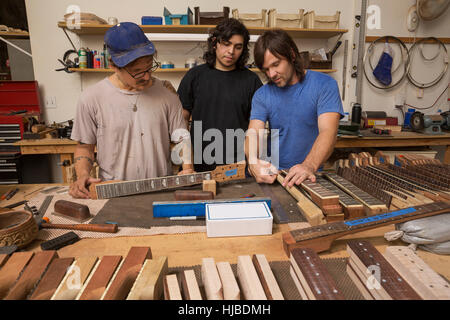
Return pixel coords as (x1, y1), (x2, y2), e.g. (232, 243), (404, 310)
(70, 22), (193, 199)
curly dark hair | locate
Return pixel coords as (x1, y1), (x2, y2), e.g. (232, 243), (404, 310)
(203, 18), (250, 69)
(254, 29), (306, 84)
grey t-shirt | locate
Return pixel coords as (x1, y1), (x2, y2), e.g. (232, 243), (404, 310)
(71, 77), (186, 181)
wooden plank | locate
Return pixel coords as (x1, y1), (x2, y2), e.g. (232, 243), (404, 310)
(0, 252), (34, 299)
(163, 274), (182, 300)
(0, 254), (9, 268)
(180, 269), (203, 300)
(345, 263), (374, 300)
(289, 265), (308, 300)
(4, 251), (58, 300)
(77, 256), (122, 300)
(347, 241), (421, 300)
(102, 247), (152, 300)
(29, 258), (74, 300)
(201, 257), (223, 300)
(127, 256), (168, 300)
(347, 250), (389, 300)
(252, 254), (284, 300)
(277, 175), (326, 226)
(51, 256), (98, 300)
(324, 213), (345, 222)
(216, 261), (240, 300)
(237, 255), (267, 300)
(384, 246), (450, 300)
(290, 248), (344, 300)
(202, 180), (216, 196)
(0, 31), (29, 39)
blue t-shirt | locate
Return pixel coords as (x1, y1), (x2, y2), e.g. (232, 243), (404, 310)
(250, 71), (344, 170)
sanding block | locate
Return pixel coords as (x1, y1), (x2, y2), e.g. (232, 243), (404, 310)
(174, 190), (214, 201)
(52, 200), (91, 222)
(40, 232), (80, 251)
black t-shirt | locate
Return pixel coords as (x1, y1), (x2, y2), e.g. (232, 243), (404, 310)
(177, 64), (263, 172)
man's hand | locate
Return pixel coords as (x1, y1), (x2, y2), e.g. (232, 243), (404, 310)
(162, 80), (177, 95)
(178, 168), (195, 175)
(69, 175), (101, 199)
(248, 159), (279, 184)
(282, 163), (316, 188)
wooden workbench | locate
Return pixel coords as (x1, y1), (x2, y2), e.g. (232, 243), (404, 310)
(336, 131), (450, 163)
(1, 184), (449, 282)
(14, 131), (450, 183)
(14, 138), (77, 183)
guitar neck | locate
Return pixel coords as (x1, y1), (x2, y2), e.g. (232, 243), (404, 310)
(290, 248), (345, 300)
(283, 201), (450, 254)
(94, 172), (213, 199)
(347, 240), (421, 300)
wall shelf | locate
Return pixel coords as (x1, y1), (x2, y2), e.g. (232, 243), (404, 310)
(68, 67), (337, 74)
(0, 31), (30, 39)
(58, 22), (347, 39)
(365, 36), (450, 44)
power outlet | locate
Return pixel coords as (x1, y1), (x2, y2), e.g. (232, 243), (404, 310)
(46, 96), (57, 109)
(447, 83), (450, 110)
(416, 88), (424, 99)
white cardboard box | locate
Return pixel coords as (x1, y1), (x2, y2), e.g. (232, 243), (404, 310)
(206, 202), (273, 238)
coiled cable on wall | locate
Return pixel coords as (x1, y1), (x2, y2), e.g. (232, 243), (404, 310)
(363, 36), (410, 90)
(407, 37), (448, 89)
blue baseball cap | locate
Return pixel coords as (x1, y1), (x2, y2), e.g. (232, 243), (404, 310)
(104, 22), (155, 68)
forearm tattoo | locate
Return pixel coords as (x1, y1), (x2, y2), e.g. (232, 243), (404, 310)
(74, 156), (94, 166)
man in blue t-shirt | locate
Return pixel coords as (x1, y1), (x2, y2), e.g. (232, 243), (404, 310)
(246, 29), (344, 187)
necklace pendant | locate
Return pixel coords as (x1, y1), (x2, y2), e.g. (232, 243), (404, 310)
(133, 104), (137, 112)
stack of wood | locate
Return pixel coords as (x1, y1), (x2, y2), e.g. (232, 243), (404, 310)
(346, 241), (450, 300)
(277, 150), (449, 225)
(23, 124), (57, 140)
(165, 255), (284, 300)
(336, 151), (450, 211)
(277, 170), (373, 225)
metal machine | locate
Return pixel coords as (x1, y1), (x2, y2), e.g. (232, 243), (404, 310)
(410, 111), (446, 134)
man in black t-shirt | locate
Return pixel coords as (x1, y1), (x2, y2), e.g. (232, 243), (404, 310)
(177, 18), (263, 172)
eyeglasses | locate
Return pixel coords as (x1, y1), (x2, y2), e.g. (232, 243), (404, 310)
(124, 61), (160, 79)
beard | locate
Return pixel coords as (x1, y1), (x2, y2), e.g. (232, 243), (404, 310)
(269, 69), (295, 87)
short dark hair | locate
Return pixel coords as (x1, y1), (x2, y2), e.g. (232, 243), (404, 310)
(254, 29), (306, 83)
(203, 18), (250, 69)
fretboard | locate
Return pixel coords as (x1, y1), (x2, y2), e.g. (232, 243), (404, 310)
(290, 248), (345, 300)
(347, 240), (421, 300)
(95, 172), (212, 199)
(324, 173), (387, 211)
(285, 201), (450, 253)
